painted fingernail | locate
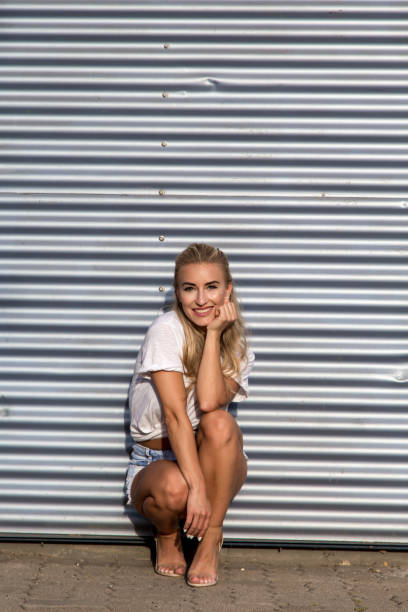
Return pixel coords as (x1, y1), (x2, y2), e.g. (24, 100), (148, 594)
(183, 528), (187, 533)
(187, 535), (194, 540)
(197, 536), (202, 542)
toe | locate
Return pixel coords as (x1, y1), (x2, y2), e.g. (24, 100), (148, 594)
(188, 573), (217, 585)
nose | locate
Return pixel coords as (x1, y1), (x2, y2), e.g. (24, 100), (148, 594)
(195, 288), (208, 306)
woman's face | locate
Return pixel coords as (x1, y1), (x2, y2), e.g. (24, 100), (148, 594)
(176, 263), (232, 327)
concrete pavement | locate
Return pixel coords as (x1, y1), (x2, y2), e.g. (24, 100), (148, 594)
(0, 541), (407, 611)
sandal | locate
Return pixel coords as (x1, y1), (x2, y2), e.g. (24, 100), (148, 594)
(186, 531), (223, 588)
(153, 530), (186, 578)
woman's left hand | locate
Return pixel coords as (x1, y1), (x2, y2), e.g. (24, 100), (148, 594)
(206, 297), (237, 334)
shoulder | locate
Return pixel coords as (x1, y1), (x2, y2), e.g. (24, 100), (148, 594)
(135, 310), (185, 375)
(145, 310), (184, 342)
(149, 310), (183, 332)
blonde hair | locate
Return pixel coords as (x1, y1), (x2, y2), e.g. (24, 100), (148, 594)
(173, 243), (248, 392)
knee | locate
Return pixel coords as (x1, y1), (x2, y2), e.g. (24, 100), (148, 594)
(199, 409), (238, 447)
(158, 472), (188, 513)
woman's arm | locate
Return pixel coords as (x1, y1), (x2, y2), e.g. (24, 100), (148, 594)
(195, 299), (240, 412)
(151, 370), (211, 539)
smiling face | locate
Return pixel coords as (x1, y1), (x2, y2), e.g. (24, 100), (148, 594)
(176, 262), (232, 327)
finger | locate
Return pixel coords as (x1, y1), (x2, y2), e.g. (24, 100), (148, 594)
(183, 512), (194, 534)
(187, 518), (200, 538)
(198, 515), (211, 540)
(191, 509), (209, 538)
(226, 302), (237, 320)
(225, 302), (234, 316)
(223, 302), (235, 321)
(224, 295), (230, 304)
(221, 303), (232, 318)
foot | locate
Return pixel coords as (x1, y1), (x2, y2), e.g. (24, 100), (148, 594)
(154, 530), (187, 577)
(186, 526), (223, 587)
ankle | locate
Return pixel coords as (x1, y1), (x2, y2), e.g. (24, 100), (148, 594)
(207, 525), (222, 530)
(205, 525), (223, 536)
(199, 526), (223, 546)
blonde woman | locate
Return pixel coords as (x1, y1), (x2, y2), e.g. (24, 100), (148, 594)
(126, 243), (255, 587)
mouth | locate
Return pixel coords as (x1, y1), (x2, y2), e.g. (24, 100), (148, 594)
(193, 306), (213, 317)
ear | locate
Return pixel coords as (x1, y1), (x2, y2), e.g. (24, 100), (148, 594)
(225, 282), (232, 301)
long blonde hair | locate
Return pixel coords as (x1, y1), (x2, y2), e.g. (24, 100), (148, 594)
(173, 243), (248, 391)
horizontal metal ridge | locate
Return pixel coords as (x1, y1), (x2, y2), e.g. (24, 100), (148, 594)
(1, 0), (408, 545)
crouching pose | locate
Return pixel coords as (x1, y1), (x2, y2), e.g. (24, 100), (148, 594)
(126, 243), (254, 587)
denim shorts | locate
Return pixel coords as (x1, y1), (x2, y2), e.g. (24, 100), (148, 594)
(126, 440), (249, 503)
(126, 442), (177, 500)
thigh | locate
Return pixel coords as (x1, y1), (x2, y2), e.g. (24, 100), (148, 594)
(130, 459), (188, 518)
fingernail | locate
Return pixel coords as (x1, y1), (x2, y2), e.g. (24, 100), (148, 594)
(183, 528), (187, 533)
(197, 537), (202, 542)
(187, 535), (194, 540)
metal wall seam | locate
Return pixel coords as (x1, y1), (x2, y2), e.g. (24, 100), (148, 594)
(1, 2), (408, 544)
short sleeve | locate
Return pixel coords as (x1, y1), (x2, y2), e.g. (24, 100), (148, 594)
(230, 347), (255, 403)
(137, 318), (184, 377)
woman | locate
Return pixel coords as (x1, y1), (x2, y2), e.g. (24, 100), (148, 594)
(126, 243), (255, 587)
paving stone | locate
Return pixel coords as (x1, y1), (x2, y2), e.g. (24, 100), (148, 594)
(0, 543), (407, 612)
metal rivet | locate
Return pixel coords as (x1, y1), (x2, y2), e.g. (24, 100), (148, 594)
(159, 235), (165, 242)
(159, 189), (166, 196)
(159, 286), (165, 292)
(162, 91), (168, 98)
(161, 140), (167, 147)
(163, 43), (170, 49)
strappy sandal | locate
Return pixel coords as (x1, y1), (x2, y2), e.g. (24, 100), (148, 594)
(186, 531), (224, 588)
(153, 529), (186, 578)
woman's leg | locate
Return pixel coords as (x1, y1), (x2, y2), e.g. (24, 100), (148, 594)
(187, 410), (247, 585)
(130, 460), (189, 575)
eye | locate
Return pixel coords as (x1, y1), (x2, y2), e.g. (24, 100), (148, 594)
(183, 286), (194, 292)
(207, 285), (218, 290)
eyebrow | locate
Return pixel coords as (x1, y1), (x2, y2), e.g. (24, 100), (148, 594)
(181, 280), (220, 287)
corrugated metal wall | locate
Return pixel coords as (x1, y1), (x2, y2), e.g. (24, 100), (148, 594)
(1, 1), (408, 544)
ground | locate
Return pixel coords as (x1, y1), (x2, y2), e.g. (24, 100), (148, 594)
(0, 542), (407, 612)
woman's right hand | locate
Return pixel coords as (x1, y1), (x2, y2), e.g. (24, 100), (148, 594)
(206, 297), (237, 335)
(183, 487), (211, 540)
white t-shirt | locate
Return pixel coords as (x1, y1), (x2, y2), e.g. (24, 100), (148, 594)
(129, 310), (255, 442)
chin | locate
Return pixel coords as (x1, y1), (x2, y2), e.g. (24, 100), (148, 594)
(194, 320), (208, 328)
(190, 317), (208, 328)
